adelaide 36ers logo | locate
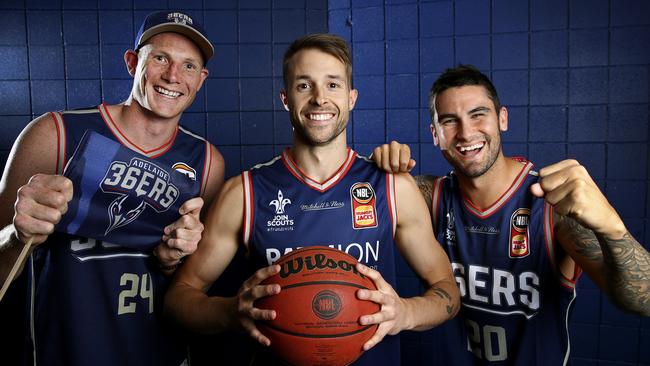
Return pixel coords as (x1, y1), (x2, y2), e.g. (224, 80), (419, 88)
(101, 157), (179, 235)
(350, 182), (378, 229)
(509, 208), (530, 258)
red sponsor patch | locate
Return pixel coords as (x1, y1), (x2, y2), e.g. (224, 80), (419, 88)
(509, 208), (530, 258)
(350, 182), (378, 229)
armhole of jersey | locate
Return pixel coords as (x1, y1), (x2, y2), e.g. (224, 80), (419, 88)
(544, 202), (579, 290)
(431, 177), (445, 236)
(200, 141), (212, 197)
(242, 171), (254, 247)
(386, 173), (397, 238)
(51, 112), (66, 175)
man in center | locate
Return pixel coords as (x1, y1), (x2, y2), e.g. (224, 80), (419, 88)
(165, 33), (459, 364)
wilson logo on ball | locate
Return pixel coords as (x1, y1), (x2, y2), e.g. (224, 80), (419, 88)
(312, 290), (342, 320)
(279, 253), (366, 280)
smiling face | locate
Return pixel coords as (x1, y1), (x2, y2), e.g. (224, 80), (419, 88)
(431, 85), (508, 178)
(280, 48), (358, 147)
(127, 32), (208, 120)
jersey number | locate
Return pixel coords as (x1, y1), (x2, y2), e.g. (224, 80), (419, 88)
(118, 273), (153, 315)
(465, 319), (507, 361)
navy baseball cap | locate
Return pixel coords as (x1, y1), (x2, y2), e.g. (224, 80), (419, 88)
(135, 11), (214, 64)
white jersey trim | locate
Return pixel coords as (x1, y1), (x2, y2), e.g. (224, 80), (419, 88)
(242, 171), (253, 246)
(387, 173), (397, 237)
(463, 161), (534, 218)
(282, 148), (356, 192)
(51, 112), (66, 175)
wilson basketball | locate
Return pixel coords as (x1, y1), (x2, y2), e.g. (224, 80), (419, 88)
(255, 246), (380, 366)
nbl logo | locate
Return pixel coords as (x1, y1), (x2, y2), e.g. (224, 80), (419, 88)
(509, 208), (531, 258)
(350, 182), (378, 229)
(101, 158), (179, 235)
(312, 290), (342, 320)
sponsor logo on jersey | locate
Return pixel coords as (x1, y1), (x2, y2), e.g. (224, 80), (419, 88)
(267, 190), (294, 231)
(444, 208), (457, 245)
(509, 208), (530, 258)
(101, 157), (179, 235)
(464, 225), (500, 235)
(265, 240), (381, 268)
(172, 162), (197, 180)
(350, 182), (378, 229)
(300, 200), (345, 212)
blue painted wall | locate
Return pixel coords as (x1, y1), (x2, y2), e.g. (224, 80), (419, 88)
(0, 0), (648, 365)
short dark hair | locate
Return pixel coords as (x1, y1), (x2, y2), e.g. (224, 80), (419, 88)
(429, 65), (501, 119)
(282, 33), (353, 89)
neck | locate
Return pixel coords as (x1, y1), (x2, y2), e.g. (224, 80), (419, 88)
(456, 154), (522, 210)
(109, 100), (180, 149)
(289, 133), (349, 182)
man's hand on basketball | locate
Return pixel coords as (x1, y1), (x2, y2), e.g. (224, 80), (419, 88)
(13, 174), (73, 246)
(371, 140), (416, 173)
(355, 263), (409, 351)
(235, 265), (281, 346)
(530, 159), (627, 238)
(154, 197), (204, 269)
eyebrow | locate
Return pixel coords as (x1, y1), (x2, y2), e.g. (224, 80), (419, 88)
(468, 106), (491, 114)
(294, 74), (344, 80)
(437, 106), (492, 121)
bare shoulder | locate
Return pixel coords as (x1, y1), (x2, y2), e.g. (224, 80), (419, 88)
(0, 113), (59, 223)
(1, 113), (59, 184)
(413, 175), (439, 212)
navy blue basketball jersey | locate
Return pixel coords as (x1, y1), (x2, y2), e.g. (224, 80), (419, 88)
(429, 159), (579, 365)
(26, 103), (213, 366)
(242, 148), (401, 366)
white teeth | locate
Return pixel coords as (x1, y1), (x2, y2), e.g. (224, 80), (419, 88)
(308, 113), (334, 121)
(155, 86), (180, 98)
(459, 143), (484, 152)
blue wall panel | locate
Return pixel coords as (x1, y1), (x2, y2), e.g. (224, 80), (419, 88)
(1, 0), (649, 365)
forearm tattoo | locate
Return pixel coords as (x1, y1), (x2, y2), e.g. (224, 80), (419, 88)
(432, 287), (455, 315)
(560, 216), (650, 315)
(599, 231), (650, 315)
(563, 217), (604, 261)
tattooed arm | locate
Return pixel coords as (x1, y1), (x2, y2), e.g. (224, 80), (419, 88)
(555, 215), (650, 315)
(532, 160), (650, 316)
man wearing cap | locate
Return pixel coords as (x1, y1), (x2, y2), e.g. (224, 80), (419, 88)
(0, 10), (223, 366)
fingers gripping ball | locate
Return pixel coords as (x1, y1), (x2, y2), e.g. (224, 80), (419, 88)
(255, 246), (380, 366)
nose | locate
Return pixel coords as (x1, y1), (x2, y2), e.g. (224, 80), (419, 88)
(310, 86), (327, 106)
(162, 62), (180, 83)
(456, 118), (476, 141)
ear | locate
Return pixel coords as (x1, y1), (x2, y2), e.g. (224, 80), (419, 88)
(348, 88), (358, 110)
(124, 50), (139, 77)
(498, 106), (508, 132)
(196, 68), (209, 91)
(430, 123), (439, 146)
(280, 90), (290, 112)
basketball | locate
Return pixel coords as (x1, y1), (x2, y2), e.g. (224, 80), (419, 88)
(255, 246), (380, 366)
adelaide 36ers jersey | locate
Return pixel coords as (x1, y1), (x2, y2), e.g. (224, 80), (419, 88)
(26, 103), (212, 366)
(429, 159), (579, 366)
(242, 148), (401, 366)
